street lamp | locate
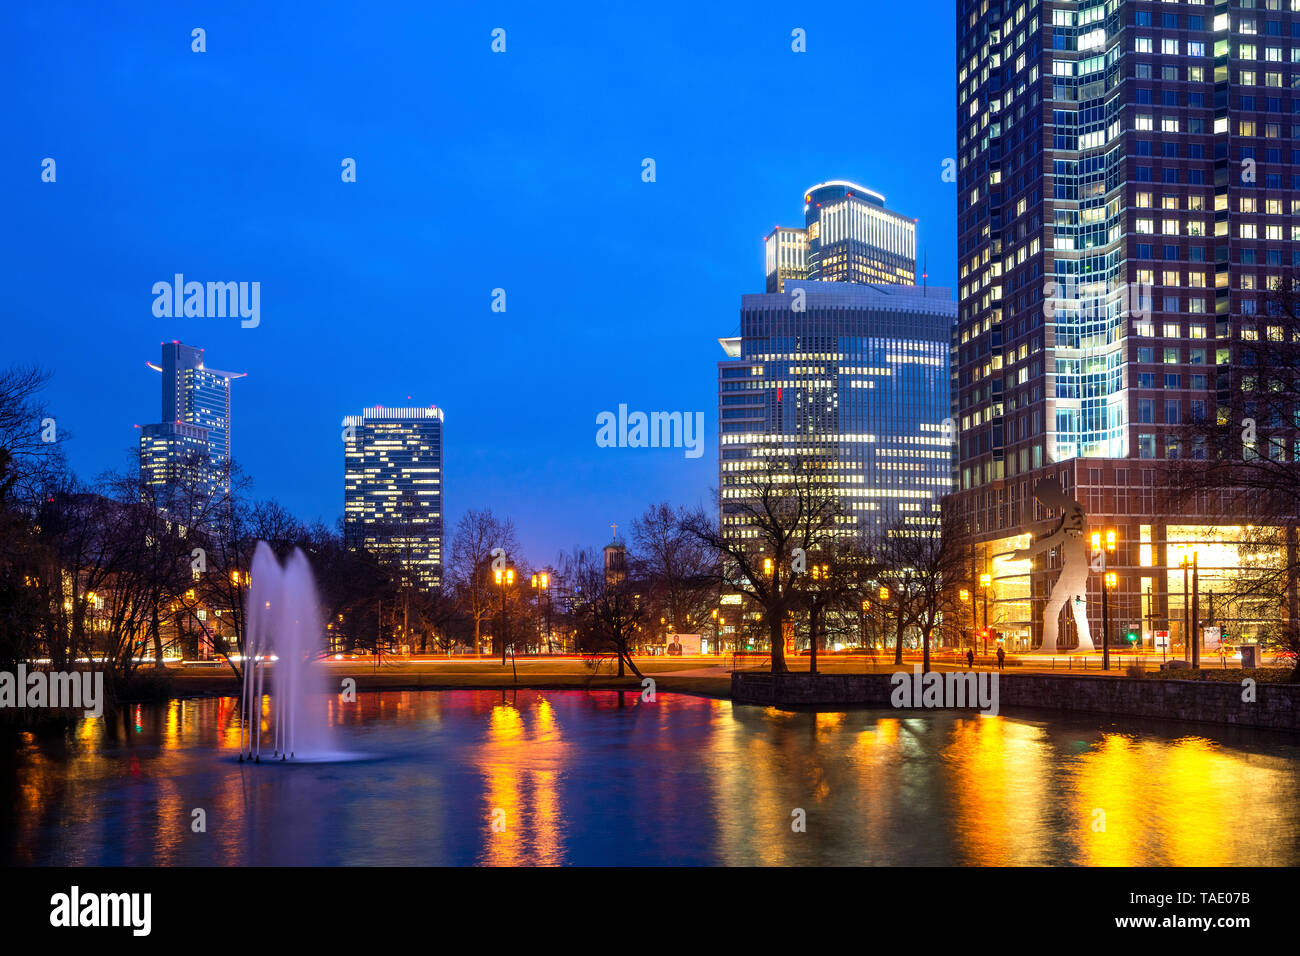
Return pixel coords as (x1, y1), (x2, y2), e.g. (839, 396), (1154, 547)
(978, 573), (992, 655)
(807, 563), (830, 668)
(1091, 528), (1118, 670)
(494, 566), (514, 666)
(1103, 571), (1117, 671)
(1180, 551), (1200, 668)
(531, 572), (551, 654)
(958, 588), (972, 653)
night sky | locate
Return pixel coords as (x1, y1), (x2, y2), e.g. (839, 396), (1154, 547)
(4, 1), (957, 562)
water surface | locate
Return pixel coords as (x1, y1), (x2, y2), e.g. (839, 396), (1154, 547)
(5, 689), (1299, 865)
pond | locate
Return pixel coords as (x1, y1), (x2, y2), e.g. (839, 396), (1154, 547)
(5, 689), (1299, 865)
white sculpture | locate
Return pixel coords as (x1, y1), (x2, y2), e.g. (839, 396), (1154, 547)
(1012, 477), (1094, 653)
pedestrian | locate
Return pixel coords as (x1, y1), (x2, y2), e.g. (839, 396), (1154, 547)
(996, 646), (1006, 670)
(965, 648), (974, 668)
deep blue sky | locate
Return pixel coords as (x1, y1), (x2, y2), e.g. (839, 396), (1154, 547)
(4, 1), (957, 563)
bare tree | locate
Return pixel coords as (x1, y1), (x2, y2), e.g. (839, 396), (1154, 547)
(0, 365), (67, 509)
(564, 548), (646, 678)
(682, 452), (845, 673)
(631, 502), (717, 635)
(874, 512), (969, 672)
(1167, 270), (1300, 679)
(449, 509), (519, 655)
(797, 537), (874, 673)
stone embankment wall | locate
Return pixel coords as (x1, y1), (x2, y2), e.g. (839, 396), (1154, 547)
(731, 671), (1300, 731)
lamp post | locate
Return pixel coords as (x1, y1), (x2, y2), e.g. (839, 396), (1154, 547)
(1185, 548), (1201, 671)
(531, 572), (550, 654)
(859, 598), (868, 655)
(1189, 551), (1200, 669)
(979, 573), (992, 655)
(762, 556), (781, 662)
(959, 588), (972, 654)
(808, 562), (829, 673)
(878, 584), (896, 667)
(494, 566), (514, 667)
(1150, 584), (1165, 664)
(1103, 571), (1117, 671)
(1090, 528), (1118, 670)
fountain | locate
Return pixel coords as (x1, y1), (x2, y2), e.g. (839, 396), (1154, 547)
(237, 542), (332, 762)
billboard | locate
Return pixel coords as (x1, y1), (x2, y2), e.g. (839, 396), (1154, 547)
(1204, 626), (1221, 651)
(665, 633), (701, 656)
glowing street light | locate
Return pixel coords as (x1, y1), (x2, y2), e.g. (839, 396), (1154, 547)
(494, 566), (515, 665)
(531, 572), (552, 653)
(1095, 527), (1120, 670)
(978, 573), (992, 653)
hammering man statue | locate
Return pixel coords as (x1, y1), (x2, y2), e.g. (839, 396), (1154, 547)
(1011, 476), (1094, 653)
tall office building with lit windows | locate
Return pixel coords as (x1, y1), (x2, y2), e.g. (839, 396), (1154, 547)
(342, 406), (445, 589)
(763, 181), (918, 292)
(947, 0), (1300, 653)
(139, 341), (244, 499)
(718, 282), (955, 540)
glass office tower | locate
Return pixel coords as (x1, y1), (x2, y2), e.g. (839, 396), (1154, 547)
(140, 341), (244, 499)
(948, 0), (1300, 652)
(764, 226), (810, 293)
(719, 282), (955, 541)
(764, 181), (918, 292)
(342, 406), (445, 589)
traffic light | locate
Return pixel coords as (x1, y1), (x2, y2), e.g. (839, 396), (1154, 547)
(1125, 627), (1139, 644)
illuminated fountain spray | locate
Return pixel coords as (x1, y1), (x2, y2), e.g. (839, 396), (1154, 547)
(238, 542), (331, 762)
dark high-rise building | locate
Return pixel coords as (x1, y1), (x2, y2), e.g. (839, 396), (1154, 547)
(764, 181), (918, 292)
(947, 0), (1300, 653)
(719, 282), (955, 540)
(342, 406), (445, 589)
(140, 341), (244, 499)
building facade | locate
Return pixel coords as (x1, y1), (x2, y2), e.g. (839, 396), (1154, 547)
(947, 0), (1300, 652)
(342, 406), (445, 589)
(764, 181), (918, 292)
(719, 282), (956, 541)
(140, 341), (244, 500)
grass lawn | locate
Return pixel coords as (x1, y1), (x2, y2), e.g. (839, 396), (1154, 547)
(163, 656), (735, 700)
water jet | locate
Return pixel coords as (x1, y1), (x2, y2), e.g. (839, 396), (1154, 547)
(237, 543), (332, 761)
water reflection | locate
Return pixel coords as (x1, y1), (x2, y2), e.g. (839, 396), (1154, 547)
(3, 691), (1299, 866)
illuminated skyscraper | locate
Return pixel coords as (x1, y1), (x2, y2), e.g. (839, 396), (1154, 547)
(718, 282), (955, 540)
(763, 227), (810, 294)
(140, 341), (244, 499)
(342, 406), (445, 589)
(763, 181), (918, 292)
(947, 0), (1300, 653)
